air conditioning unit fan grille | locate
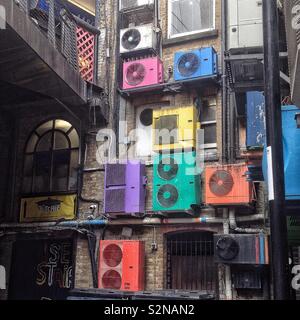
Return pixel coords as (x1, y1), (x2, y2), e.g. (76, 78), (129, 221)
(105, 189), (126, 213)
(126, 63), (146, 86)
(105, 164), (126, 186)
(157, 158), (179, 180)
(101, 270), (122, 289)
(178, 53), (200, 77)
(157, 184), (179, 208)
(103, 244), (123, 267)
(121, 29), (141, 50)
(209, 170), (234, 196)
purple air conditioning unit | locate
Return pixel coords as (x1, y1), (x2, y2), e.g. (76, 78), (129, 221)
(104, 161), (147, 215)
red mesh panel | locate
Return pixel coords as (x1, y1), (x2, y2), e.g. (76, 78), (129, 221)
(76, 26), (95, 82)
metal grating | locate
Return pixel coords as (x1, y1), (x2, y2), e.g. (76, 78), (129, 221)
(105, 188), (126, 213)
(105, 164), (126, 187)
(76, 26), (95, 82)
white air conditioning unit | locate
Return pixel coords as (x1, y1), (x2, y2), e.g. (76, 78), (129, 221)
(120, 0), (154, 11)
(135, 105), (155, 157)
(120, 24), (156, 54)
(227, 0), (263, 49)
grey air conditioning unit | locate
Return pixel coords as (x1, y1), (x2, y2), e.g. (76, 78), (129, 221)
(214, 234), (269, 265)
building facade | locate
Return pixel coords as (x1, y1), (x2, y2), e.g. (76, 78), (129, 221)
(0, 0), (299, 300)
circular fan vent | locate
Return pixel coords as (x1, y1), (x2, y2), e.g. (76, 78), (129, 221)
(102, 270), (122, 289)
(126, 63), (146, 86)
(157, 184), (179, 208)
(216, 236), (240, 261)
(158, 158), (178, 181)
(140, 108), (153, 127)
(178, 53), (200, 77)
(121, 29), (141, 50)
(209, 170), (234, 197)
(103, 244), (123, 267)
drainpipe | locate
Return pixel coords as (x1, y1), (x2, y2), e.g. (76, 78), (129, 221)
(0, 216), (225, 230)
(222, 208), (232, 300)
(229, 208), (265, 234)
(221, 0), (228, 163)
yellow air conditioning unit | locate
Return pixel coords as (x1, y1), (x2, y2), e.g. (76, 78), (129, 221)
(152, 106), (199, 152)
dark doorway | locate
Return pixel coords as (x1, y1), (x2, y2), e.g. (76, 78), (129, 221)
(8, 238), (74, 300)
(166, 231), (216, 293)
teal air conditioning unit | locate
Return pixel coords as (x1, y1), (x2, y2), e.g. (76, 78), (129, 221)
(152, 152), (201, 212)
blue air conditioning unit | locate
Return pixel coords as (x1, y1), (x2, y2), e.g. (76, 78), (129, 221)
(174, 47), (218, 82)
(262, 105), (300, 200)
(246, 91), (266, 149)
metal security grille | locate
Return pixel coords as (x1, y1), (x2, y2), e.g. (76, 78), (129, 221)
(76, 26), (95, 82)
(166, 231), (216, 293)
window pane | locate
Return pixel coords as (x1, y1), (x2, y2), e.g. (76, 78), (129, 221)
(55, 120), (72, 133)
(69, 150), (79, 190)
(68, 128), (79, 148)
(36, 120), (53, 136)
(203, 123), (216, 144)
(22, 155), (33, 193)
(54, 131), (69, 150)
(33, 152), (51, 193)
(170, 0), (214, 37)
(26, 133), (39, 153)
(200, 98), (216, 122)
(52, 150), (70, 192)
(36, 132), (52, 152)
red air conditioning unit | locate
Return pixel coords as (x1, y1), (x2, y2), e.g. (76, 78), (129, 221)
(98, 240), (145, 291)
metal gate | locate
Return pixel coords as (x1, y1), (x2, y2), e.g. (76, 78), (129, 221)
(166, 231), (216, 293)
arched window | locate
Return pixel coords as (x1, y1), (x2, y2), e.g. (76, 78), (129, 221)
(22, 120), (80, 194)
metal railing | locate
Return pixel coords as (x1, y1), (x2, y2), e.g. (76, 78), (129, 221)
(16, 0), (99, 83)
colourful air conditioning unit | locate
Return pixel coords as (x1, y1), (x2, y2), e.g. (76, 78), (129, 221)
(262, 106), (300, 201)
(205, 164), (254, 205)
(174, 47), (218, 82)
(153, 151), (201, 212)
(98, 240), (145, 291)
(214, 234), (269, 265)
(152, 106), (199, 152)
(104, 161), (147, 215)
(122, 57), (164, 90)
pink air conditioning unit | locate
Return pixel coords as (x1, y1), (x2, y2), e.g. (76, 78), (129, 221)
(122, 57), (164, 90)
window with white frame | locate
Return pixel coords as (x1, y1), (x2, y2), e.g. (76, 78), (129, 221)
(168, 0), (215, 38)
(199, 96), (217, 149)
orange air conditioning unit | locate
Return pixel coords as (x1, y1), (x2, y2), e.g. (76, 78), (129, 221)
(205, 163), (254, 205)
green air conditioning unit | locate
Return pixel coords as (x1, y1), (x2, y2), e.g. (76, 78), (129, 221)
(287, 216), (300, 245)
(152, 151), (201, 212)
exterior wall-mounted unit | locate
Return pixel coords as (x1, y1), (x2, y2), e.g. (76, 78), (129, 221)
(119, 0), (154, 11)
(152, 106), (199, 152)
(246, 91), (266, 148)
(98, 240), (145, 291)
(227, 0), (263, 50)
(284, 0), (300, 107)
(263, 105), (300, 200)
(104, 161), (146, 215)
(174, 47), (218, 82)
(214, 234), (269, 265)
(152, 152), (201, 212)
(122, 57), (164, 90)
(205, 163), (254, 205)
(120, 24), (157, 54)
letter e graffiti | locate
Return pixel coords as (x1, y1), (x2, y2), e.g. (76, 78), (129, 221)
(0, 6), (5, 30)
